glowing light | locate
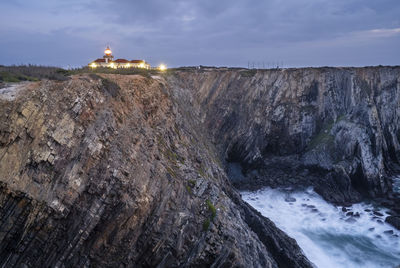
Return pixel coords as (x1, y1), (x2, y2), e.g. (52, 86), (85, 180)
(159, 64), (167, 71)
(104, 48), (112, 55)
(126, 63), (130, 68)
(110, 62), (116, 69)
(90, 63), (97, 68)
(139, 62), (145, 68)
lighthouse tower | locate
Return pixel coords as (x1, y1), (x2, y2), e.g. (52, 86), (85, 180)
(103, 46), (114, 63)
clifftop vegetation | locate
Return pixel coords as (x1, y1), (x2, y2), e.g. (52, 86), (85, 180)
(0, 65), (69, 82)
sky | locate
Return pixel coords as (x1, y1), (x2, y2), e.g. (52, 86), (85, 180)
(0, 0), (399, 68)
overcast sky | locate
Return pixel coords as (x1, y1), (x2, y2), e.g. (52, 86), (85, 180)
(1, 0), (399, 68)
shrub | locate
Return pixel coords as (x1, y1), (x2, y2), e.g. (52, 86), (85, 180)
(68, 66), (158, 79)
(0, 71), (39, 82)
(0, 65), (70, 81)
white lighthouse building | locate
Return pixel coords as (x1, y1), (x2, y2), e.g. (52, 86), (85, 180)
(88, 46), (150, 69)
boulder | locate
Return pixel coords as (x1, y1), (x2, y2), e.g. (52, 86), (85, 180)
(385, 216), (400, 230)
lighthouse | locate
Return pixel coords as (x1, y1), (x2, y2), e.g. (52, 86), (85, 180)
(88, 46), (151, 69)
(103, 46), (114, 63)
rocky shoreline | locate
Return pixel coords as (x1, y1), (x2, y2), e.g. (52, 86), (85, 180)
(0, 66), (399, 267)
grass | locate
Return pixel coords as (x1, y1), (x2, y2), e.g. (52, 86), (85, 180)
(240, 69), (257, 77)
(0, 65), (172, 83)
(185, 180), (197, 195)
(188, 179), (196, 187)
(203, 219), (210, 231)
(0, 71), (39, 82)
(308, 130), (333, 150)
(206, 199), (217, 219)
(68, 66), (173, 79)
(307, 121), (335, 150)
(185, 184), (192, 194)
(0, 65), (70, 82)
(165, 166), (177, 179)
(307, 115), (346, 150)
(202, 200), (217, 231)
(164, 148), (182, 165)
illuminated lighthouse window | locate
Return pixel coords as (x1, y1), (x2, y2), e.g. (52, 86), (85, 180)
(104, 47), (112, 55)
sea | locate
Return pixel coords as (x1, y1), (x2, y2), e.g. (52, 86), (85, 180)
(242, 187), (400, 268)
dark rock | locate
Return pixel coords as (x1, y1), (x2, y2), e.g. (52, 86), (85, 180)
(385, 216), (400, 230)
(383, 230), (394, 235)
(392, 207), (400, 214)
(176, 67), (400, 204)
(342, 207), (348, 212)
(238, 200), (313, 268)
(353, 212), (360, 218)
(381, 200), (394, 207)
(373, 211), (384, 217)
(365, 209), (372, 212)
(368, 227), (375, 231)
(346, 212), (354, 217)
(284, 197), (296, 202)
(346, 218), (357, 223)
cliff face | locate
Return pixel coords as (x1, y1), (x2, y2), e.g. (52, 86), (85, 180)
(1, 66), (399, 267)
(0, 74), (311, 267)
(168, 67), (400, 204)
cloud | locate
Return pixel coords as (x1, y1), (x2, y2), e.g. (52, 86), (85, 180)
(295, 27), (400, 50)
(0, 0), (399, 67)
(363, 28), (400, 38)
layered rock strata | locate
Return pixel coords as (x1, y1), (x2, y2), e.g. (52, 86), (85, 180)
(0, 74), (311, 267)
(169, 67), (400, 205)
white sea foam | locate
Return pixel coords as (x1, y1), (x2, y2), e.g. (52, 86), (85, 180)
(241, 187), (400, 268)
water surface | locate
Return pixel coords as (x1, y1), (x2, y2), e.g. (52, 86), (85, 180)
(242, 188), (400, 268)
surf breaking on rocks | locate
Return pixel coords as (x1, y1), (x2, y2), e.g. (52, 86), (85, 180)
(242, 187), (400, 268)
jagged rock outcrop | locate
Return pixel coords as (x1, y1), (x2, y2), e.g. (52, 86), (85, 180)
(386, 216), (400, 230)
(168, 66), (400, 204)
(0, 74), (312, 267)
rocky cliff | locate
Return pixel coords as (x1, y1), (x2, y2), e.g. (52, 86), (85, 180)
(1, 66), (399, 267)
(168, 67), (400, 206)
(0, 74), (311, 267)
